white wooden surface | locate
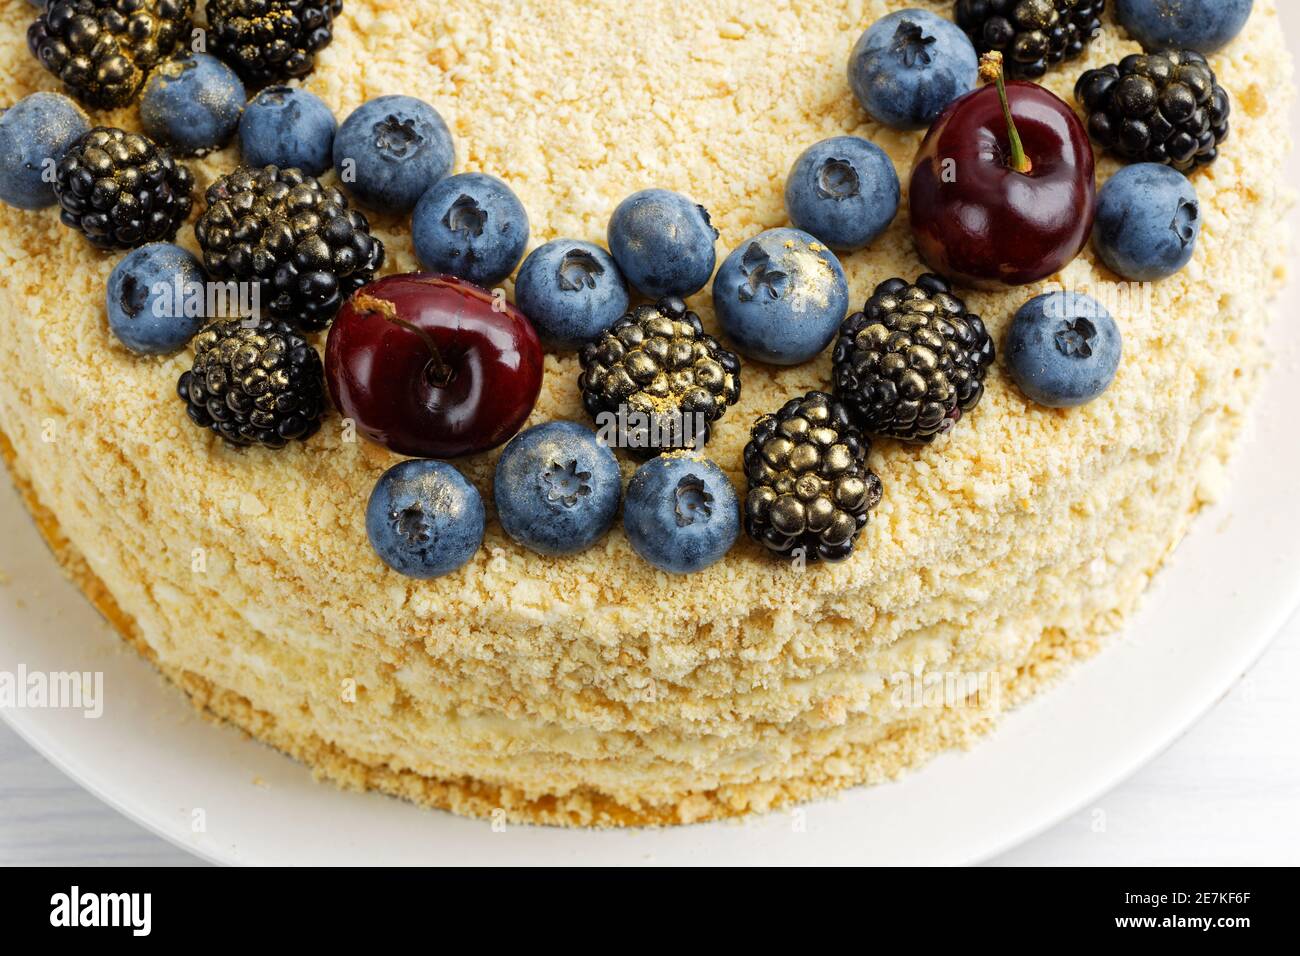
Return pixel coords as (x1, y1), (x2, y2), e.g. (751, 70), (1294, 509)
(2, 605), (1298, 866)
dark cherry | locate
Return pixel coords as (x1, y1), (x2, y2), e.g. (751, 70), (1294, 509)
(326, 273), (544, 458)
(910, 53), (1096, 288)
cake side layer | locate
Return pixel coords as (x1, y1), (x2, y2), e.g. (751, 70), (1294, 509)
(0, 431), (1173, 824)
(0, 1), (1292, 822)
(0, 349), (1263, 822)
(0, 306), (1268, 815)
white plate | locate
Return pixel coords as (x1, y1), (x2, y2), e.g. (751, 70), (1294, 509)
(4, 31), (1300, 870)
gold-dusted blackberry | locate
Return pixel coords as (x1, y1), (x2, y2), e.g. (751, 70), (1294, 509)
(53, 126), (193, 250)
(955, 0), (1104, 79)
(195, 165), (384, 333)
(743, 391), (882, 563)
(177, 318), (326, 448)
(206, 0), (343, 86)
(27, 0), (196, 109)
(578, 297), (741, 457)
(832, 275), (995, 443)
(1075, 50), (1231, 172)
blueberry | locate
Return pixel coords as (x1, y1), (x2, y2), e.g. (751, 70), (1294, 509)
(411, 172), (529, 287)
(106, 243), (208, 355)
(712, 228), (849, 366)
(494, 421), (622, 556)
(848, 9), (979, 131)
(1115, 0), (1253, 54)
(239, 85), (337, 176)
(623, 454), (739, 574)
(1094, 164), (1200, 282)
(139, 54), (246, 158)
(1006, 292), (1122, 408)
(607, 189), (718, 298)
(366, 459), (485, 579)
(334, 95), (455, 215)
(514, 239), (629, 350)
(784, 136), (900, 252)
(0, 92), (89, 210)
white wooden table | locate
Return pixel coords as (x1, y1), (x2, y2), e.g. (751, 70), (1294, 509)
(3, 607), (1298, 866)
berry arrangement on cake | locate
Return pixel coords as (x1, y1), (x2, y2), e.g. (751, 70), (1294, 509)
(0, 0), (1291, 825)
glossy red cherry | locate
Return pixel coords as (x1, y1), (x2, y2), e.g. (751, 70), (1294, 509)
(910, 53), (1096, 288)
(326, 273), (544, 458)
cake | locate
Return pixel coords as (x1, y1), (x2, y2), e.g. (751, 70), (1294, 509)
(0, 0), (1292, 826)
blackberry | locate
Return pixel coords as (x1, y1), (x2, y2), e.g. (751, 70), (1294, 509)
(206, 0), (343, 86)
(832, 275), (995, 443)
(578, 297), (741, 457)
(743, 391), (882, 563)
(53, 126), (193, 250)
(177, 318), (326, 448)
(955, 0), (1104, 79)
(195, 165), (384, 333)
(1075, 50), (1231, 172)
(27, 0), (196, 109)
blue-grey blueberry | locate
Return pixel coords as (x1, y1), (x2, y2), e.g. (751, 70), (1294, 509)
(140, 54), (246, 157)
(412, 172), (529, 288)
(494, 421), (622, 556)
(0, 91), (89, 210)
(106, 242), (208, 355)
(366, 459), (485, 579)
(623, 454), (739, 574)
(1006, 291), (1122, 408)
(514, 239), (629, 350)
(713, 227), (849, 366)
(1115, 0), (1254, 54)
(239, 85), (337, 176)
(848, 9), (979, 131)
(607, 188), (718, 298)
(784, 136), (900, 252)
(334, 95), (454, 215)
(1094, 163), (1200, 281)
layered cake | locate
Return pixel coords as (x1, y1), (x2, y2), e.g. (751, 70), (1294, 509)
(0, 0), (1291, 825)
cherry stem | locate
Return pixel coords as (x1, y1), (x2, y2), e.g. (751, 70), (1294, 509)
(353, 293), (455, 387)
(980, 52), (1032, 175)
